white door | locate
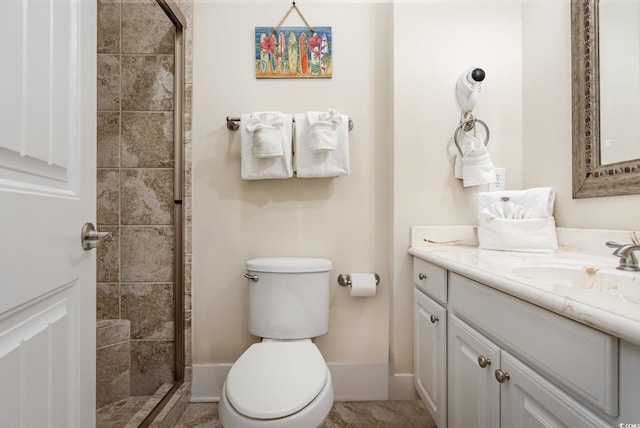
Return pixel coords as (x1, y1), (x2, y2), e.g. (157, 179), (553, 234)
(0, 0), (97, 426)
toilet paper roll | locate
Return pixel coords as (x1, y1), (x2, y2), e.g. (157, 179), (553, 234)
(350, 273), (377, 297)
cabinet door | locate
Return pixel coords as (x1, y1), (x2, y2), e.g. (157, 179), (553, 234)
(500, 352), (610, 428)
(448, 315), (501, 428)
(414, 288), (447, 427)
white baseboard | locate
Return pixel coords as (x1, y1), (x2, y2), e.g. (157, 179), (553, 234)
(191, 364), (231, 402)
(388, 373), (419, 400)
(191, 362), (389, 402)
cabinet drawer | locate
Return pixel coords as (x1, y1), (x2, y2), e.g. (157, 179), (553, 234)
(413, 258), (447, 303)
(449, 273), (619, 416)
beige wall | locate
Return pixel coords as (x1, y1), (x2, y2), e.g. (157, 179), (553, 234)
(392, 2), (524, 375)
(192, 1), (393, 365)
(192, 0), (640, 394)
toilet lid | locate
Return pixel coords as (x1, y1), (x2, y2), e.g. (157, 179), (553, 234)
(225, 342), (328, 420)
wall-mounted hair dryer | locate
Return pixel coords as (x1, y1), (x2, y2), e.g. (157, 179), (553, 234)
(456, 67), (486, 114)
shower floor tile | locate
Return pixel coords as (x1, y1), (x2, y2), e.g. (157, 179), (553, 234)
(97, 396), (152, 428)
(97, 383), (174, 428)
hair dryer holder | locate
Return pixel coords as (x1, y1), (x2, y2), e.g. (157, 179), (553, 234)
(456, 67), (485, 115)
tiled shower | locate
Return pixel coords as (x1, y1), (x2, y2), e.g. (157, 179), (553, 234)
(95, 0), (193, 424)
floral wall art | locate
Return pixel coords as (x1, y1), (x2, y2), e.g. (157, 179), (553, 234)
(255, 26), (332, 78)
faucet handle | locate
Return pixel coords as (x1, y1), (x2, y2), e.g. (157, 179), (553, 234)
(605, 241), (624, 249)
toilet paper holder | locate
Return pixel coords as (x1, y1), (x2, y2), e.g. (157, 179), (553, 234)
(337, 273), (380, 287)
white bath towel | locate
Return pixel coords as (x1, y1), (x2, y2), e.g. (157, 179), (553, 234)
(245, 112), (286, 158)
(476, 187), (558, 252)
(294, 111), (350, 178)
(240, 113), (293, 180)
(454, 132), (496, 187)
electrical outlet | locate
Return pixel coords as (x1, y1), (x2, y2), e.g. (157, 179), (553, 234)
(489, 168), (506, 191)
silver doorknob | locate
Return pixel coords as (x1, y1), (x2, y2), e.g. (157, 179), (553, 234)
(418, 273), (427, 280)
(430, 315), (439, 324)
(81, 223), (112, 250)
(477, 356), (491, 368)
(495, 369), (510, 383)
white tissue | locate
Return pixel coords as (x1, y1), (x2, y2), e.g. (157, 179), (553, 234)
(349, 273), (377, 297)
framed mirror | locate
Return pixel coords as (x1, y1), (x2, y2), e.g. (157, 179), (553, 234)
(572, 0), (640, 198)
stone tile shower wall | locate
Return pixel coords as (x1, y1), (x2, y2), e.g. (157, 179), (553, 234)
(96, 0), (177, 399)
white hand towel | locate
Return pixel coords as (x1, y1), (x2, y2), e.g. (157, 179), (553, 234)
(307, 109), (342, 152)
(462, 154), (496, 187)
(240, 113), (293, 180)
(454, 132), (496, 187)
(294, 111), (350, 178)
(454, 132), (476, 179)
(245, 112), (285, 158)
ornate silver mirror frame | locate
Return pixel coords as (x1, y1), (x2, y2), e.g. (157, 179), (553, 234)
(572, 0), (640, 198)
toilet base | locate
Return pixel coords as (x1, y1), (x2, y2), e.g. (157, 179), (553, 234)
(219, 367), (334, 428)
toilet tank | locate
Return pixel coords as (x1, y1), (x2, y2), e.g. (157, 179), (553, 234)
(246, 257), (332, 340)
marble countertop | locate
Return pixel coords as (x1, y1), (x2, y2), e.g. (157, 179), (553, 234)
(409, 226), (640, 346)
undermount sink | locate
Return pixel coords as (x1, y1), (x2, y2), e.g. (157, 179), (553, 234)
(510, 264), (640, 304)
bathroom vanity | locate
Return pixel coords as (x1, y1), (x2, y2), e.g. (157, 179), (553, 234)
(409, 227), (640, 428)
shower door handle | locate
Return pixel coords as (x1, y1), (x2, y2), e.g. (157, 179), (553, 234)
(81, 222), (112, 250)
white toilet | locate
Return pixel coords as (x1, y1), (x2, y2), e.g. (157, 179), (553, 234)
(219, 257), (334, 428)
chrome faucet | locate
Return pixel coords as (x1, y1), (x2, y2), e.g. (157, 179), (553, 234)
(606, 241), (640, 271)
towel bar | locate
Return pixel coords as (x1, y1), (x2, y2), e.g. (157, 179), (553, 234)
(226, 116), (353, 132)
(453, 117), (490, 156)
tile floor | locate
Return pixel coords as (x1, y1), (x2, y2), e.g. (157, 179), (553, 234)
(175, 401), (436, 428)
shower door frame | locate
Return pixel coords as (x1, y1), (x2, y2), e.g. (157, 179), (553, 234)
(157, 0), (186, 383)
(140, 0), (187, 425)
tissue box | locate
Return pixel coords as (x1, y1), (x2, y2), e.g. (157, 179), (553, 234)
(478, 216), (559, 252)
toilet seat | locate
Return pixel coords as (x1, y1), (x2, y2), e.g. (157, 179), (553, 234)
(225, 341), (328, 420)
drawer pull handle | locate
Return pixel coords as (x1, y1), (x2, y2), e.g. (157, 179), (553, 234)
(477, 356), (491, 368)
(418, 273), (427, 280)
(495, 369), (510, 383)
(430, 315), (439, 323)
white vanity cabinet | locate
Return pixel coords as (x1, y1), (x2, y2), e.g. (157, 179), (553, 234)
(413, 259), (448, 427)
(448, 314), (611, 428)
(411, 256), (631, 428)
(500, 351), (611, 427)
(447, 314), (500, 428)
